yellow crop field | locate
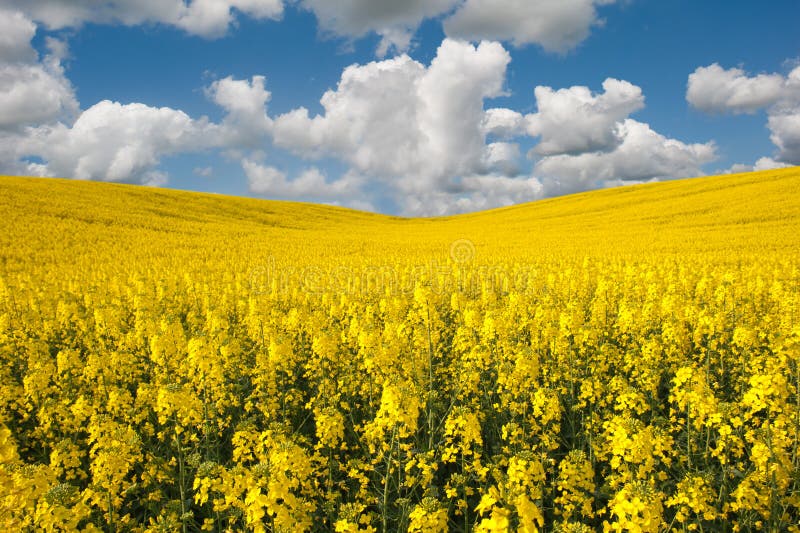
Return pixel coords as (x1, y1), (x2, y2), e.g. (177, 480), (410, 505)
(1, 167), (800, 532)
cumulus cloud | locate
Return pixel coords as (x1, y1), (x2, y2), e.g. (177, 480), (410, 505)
(516, 78), (716, 197)
(415, 40), (510, 184)
(526, 77), (644, 155)
(299, 0), (458, 56)
(0, 10), (75, 174)
(400, 174), (543, 216)
(207, 75), (273, 147)
(6, 0), (619, 59)
(753, 157), (790, 171)
(274, 39), (511, 205)
(271, 39), (721, 214)
(535, 119), (717, 195)
(0, 8), (37, 63)
(482, 108), (526, 139)
(444, 0), (616, 53)
(725, 157), (790, 174)
(0, 3), (727, 215)
(689, 63), (800, 166)
(13, 72), (281, 185)
(0, 52), (78, 131)
(22, 100), (215, 183)
(687, 63), (787, 114)
(0, 11), (276, 186)
(483, 142), (521, 176)
(768, 68), (800, 164)
(5, 0), (283, 38)
(274, 38), (565, 214)
(451, 174), (543, 214)
(271, 37), (568, 215)
(0, 11), (77, 131)
(0, 132), (36, 175)
(768, 109), (800, 164)
(274, 55), (426, 166)
(0, 15), (269, 186)
(243, 159), (367, 207)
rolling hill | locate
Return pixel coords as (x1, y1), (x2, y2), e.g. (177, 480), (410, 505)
(1, 167), (798, 273)
(1, 167), (800, 531)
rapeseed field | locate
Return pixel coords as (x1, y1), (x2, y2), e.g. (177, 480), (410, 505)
(1, 167), (799, 531)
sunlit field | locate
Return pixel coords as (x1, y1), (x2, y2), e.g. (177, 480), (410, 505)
(1, 167), (800, 531)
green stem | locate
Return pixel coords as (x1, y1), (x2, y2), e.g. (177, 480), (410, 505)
(427, 305), (435, 455)
(175, 425), (189, 533)
(382, 427), (398, 532)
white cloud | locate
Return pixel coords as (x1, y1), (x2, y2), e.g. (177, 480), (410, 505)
(243, 159), (367, 206)
(274, 38), (511, 203)
(402, 173), (543, 216)
(414, 39), (510, 186)
(6, 0), (283, 38)
(272, 39), (721, 214)
(768, 109), (800, 164)
(21, 100), (215, 183)
(444, 0), (616, 53)
(724, 157), (790, 174)
(483, 141), (521, 176)
(274, 54), (427, 167)
(0, 17), (278, 188)
(454, 173), (543, 212)
(298, 0), (458, 56)
(0, 131), (36, 175)
(482, 108), (526, 138)
(686, 63), (787, 114)
(535, 119), (717, 195)
(688, 63), (800, 165)
(0, 9), (37, 63)
(16, 74), (277, 183)
(0, 11), (77, 131)
(526, 77), (644, 155)
(0, 3), (729, 216)
(272, 38), (565, 215)
(766, 67), (800, 164)
(0, 13), (276, 185)
(0, 56), (78, 132)
(476, 77), (716, 200)
(724, 163), (752, 175)
(754, 156), (790, 171)
(207, 75), (273, 147)
(11, 0), (617, 55)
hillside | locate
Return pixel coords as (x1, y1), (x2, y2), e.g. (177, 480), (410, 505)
(2, 167), (800, 531)
(1, 167), (798, 275)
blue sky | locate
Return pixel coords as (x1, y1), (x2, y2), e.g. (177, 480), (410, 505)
(1, 0), (798, 215)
